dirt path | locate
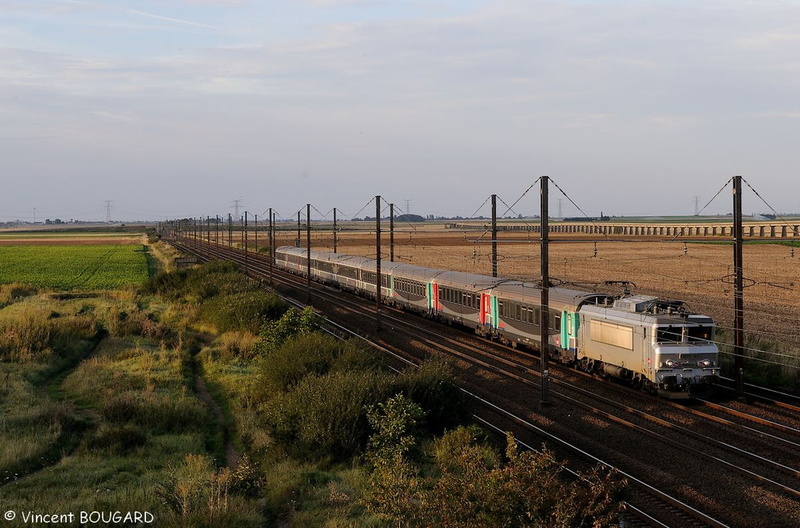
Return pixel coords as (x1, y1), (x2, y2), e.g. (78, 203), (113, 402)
(194, 373), (242, 470)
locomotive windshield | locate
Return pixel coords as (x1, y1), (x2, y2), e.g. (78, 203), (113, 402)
(687, 325), (713, 342)
(656, 326), (682, 343)
(656, 325), (714, 343)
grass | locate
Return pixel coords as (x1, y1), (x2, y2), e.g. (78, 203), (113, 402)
(0, 297), (105, 484)
(0, 245), (149, 289)
(0, 250), (266, 526)
(0, 310), (265, 526)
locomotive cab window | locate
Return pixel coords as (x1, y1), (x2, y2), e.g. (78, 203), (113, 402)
(656, 326), (682, 343)
(687, 325), (713, 342)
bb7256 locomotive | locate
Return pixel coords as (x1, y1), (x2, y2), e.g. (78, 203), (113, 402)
(275, 246), (719, 398)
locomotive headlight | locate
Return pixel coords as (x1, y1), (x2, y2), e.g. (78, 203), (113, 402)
(663, 359), (679, 368)
(697, 359), (714, 368)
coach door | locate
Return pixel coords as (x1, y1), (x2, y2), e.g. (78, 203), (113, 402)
(480, 293), (490, 327)
(561, 311), (579, 351)
(427, 283), (441, 314)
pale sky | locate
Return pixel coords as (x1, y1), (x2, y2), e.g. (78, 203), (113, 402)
(2, 0), (799, 222)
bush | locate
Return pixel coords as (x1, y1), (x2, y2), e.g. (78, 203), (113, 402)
(156, 454), (264, 527)
(262, 370), (392, 460)
(364, 427), (627, 527)
(392, 358), (471, 433)
(255, 307), (323, 355)
(198, 291), (288, 334)
(256, 333), (379, 399)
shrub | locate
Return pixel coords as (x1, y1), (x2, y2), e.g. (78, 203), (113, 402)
(366, 394), (425, 465)
(392, 358), (471, 433)
(156, 454), (264, 527)
(198, 291), (287, 334)
(256, 333), (376, 398)
(262, 370), (392, 460)
(255, 307), (323, 355)
(364, 428), (627, 527)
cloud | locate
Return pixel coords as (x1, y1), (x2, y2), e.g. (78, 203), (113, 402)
(90, 110), (140, 122)
(3, 1), (800, 218)
(125, 8), (217, 29)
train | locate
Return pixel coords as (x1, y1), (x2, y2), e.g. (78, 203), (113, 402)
(274, 246), (719, 398)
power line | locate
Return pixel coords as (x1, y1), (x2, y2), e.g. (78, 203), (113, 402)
(103, 200), (113, 223)
(232, 199), (243, 220)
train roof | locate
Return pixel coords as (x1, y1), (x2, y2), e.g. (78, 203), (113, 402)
(377, 262), (445, 282)
(276, 246), (373, 267)
(581, 304), (714, 325)
(493, 281), (608, 308)
(432, 270), (510, 291)
(277, 248), (612, 307)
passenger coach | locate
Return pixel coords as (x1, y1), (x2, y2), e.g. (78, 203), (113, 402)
(274, 246), (719, 397)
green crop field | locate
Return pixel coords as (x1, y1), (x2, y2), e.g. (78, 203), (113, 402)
(0, 245), (150, 289)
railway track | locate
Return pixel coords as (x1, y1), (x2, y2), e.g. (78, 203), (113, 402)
(167, 237), (799, 527)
